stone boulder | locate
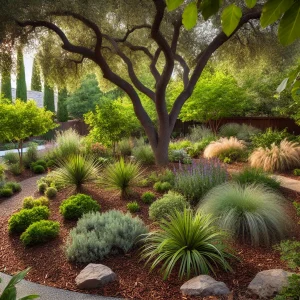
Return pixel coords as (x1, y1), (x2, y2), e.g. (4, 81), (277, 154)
(248, 269), (293, 298)
(180, 275), (230, 296)
(75, 263), (117, 289)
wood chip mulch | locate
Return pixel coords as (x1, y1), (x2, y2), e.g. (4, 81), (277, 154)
(1, 167), (300, 299)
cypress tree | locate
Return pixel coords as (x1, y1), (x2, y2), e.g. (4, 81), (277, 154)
(57, 88), (68, 122)
(16, 48), (27, 102)
(1, 70), (12, 101)
(31, 57), (42, 91)
(43, 83), (55, 112)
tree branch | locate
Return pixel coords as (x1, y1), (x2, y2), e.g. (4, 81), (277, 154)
(114, 24), (152, 42)
(175, 54), (190, 88)
(150, 48), (161, 83)
(123, 41), (153, 59)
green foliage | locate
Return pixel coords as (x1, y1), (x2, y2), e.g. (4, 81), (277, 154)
(153, 181), (172, 193)
(274, 274), (300, 300)
(251, 128), (291, 148)
(0, 163), (6, 183)
(127, 201), (140, 213)
(293, 169), (300, 176)
(174, 159), (227, 205)
(219, 123), (261, 141)
(186, 137), (217, 158)
(85, 98), (140, 147)
(43, 83), (55, 112)
(275, 240), (300, 269)
(57, 88), (68, 122)
(45, 187), (57, 199)
(169, 140), (192, 150)
(141, 191), (156, 204)
(141, 209), (232, 280)
(32, 164), (45, 174)
(200, 183), (289, 246)
(149, 191), (187, 221)
(23, 196), (49, 209)
(16, 48), (27, 102)
(0, 187), (13, 197)
(66, 210), (148, 263)
(187, 125), (214, 143)
(148, 169), (175, 185)
(38, 182), (47, 194)
(221, 4), (242, 36)
(232, 167), (281, 190)
(59, 193), (100, 220)
(118, 138), (133, 156)
(100, 158), (144, 197)
(31, 57), (42, 91)
(132, 145), (155, 165)
(32, 159), (47, 169)
(53, 154), (101, 192)
(4, 182), (21, 193)
(23, 142), (38, 168)
(1, 70), (12, 101)
(20, 220), (60, 246)
(3, 152), (19, 164)
(9, 163), (23, 176)
(169, 149), (191, 163)
(8, 206), (50, 233)
(0, 268), (39, 300)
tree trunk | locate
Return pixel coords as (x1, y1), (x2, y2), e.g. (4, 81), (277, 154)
(151, 125), (171, 166)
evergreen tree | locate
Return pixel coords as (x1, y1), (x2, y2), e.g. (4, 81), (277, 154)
(1, 70), (12, 101)
(43, 83), (55, 112)
(57, 88), (68, 122)
(31, 57), (41, 91)
(16, 47), (27, 102)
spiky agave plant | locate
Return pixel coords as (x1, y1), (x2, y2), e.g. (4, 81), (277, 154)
(199, 183), (290, 247)
(100, 157), (144, 198)
(249, 139), (300, 172)
(54, 154), (101, 192)
(140, 208), (233, 280)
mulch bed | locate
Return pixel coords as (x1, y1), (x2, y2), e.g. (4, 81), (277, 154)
(1, 166), (300, 299)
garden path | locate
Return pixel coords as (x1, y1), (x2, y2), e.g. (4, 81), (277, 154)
(0, 272), (120, 300)
(0, 174), (43, 217)
(272, 175), (300, 193)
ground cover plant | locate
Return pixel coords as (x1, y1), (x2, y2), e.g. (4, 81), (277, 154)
(199, 183), (289, 247)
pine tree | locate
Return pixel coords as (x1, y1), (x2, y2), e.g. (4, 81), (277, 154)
(1, 70), (12, 101)
(57, 88), (68, 122)
(31, 57), (42, 91)
(43, 83), (55, 112)
(16, 48), (27, 102)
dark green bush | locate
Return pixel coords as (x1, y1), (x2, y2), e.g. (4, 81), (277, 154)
(46, 159), (56, 169)
(232, 167), (281, 190)
(274, 274), (300, 300)
(153, 181), (172, 193)
(251, 128), (291, 148)
(149, 191), (188, 221)
(127, 201), (140, 213)
(38, 182), (48, 194)
(45, 187), (57, 199)
(20, 220), (60, 246)
(59, 193), (100, 220)
(8, 206), (50, 233)
(32, 165), (45, 174)
(0, 187), (13, 197)
(3, 152), (19, 164)
(293, 169), (300, 176)
(4, 182), (22, 193)
(218, 148), (245, 162)
(141, 191), (155, 204)
(35, 160), (47, 169)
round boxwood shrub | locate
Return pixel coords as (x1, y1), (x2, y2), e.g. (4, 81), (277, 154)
(0, 187), (13, 197)
(4, 182), (22, 193)
(46, 159), (56, 169)
(153, 181), (172, 193)
(20, 220), (60, 246)
(45, 187), (57, 199)
(8, 206), (50, 233)
(59, 194), (100, 220)
(38, 182), (48, 194)
(23, 196), (49, 209)
(149, 191), (188, 221)
(32, 165), (45, 174)
(141, 191), (156, 204)
(35, 160), (47, 169)
(127, 201), (140, 213)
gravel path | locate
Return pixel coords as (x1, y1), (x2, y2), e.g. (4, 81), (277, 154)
(0, 174), (43, 216)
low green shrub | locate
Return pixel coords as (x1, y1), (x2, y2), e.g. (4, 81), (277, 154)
(20, 220), (60, 246)
(132, 145), (155, 165)
(66, 210), (148, 263)
(219, 123), (260, 141)
(169, 149), (191, 163)
(232, 167), (281, 190)
(169, 140), (192, 150)
(141, 208), (232, 279)
(187, 125), (214, 142)
(118, 138), (133, 156)
(127, 201), (140, 213)
(149, 169), (175, 185)
(4, 182), (22, 193)
(141, 191), (155, 204)
(274, 240), (300, 269)
(23, 142), (38, 168)
(38, 182), (48, 194)
(46, 159), (56, 169)
(274, 274), (300, 300)
(199, 183), (289, 247)
(8, 206), (50, 233)
(153, 181), (172, 193)
(0, 187), (13, 197)
(32, 165), (45, 174)
(186, 137), (216, 158)
(217, 148), (246, 162)
(9, 163), (23, 176)
(59, 194), (100, 220)
(23, 196), (49, 209)
(293, 169), (300, 176)
(35, 160), (47, 169)
(3, 152), (19, 164)
(149, 191), (188, 221)
(45, 187), (57, 199)
(251, 128), (291, 148)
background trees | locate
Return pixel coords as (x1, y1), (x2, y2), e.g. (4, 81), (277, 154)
(16, 48), (27, 102)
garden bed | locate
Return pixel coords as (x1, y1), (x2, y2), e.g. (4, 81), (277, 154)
(0, 165), (300, 300)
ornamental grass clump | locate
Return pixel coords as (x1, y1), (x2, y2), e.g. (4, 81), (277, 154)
(173, 159), (227, 205)
(249, 139), (300, 172)
(66, 210), (148, 263)
(132, 144), (155, 165)
(54, 154), (101, 192)
(141, 208), (233, 280)
(203, 137), (246, 160)
(100, 157), (144, 198)
(199, 183), (289, 247)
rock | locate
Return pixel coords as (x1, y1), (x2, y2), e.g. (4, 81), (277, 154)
(248, 269), (293, 298)
(75, 263), (117, 289)
(180, 275), (230, 296)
